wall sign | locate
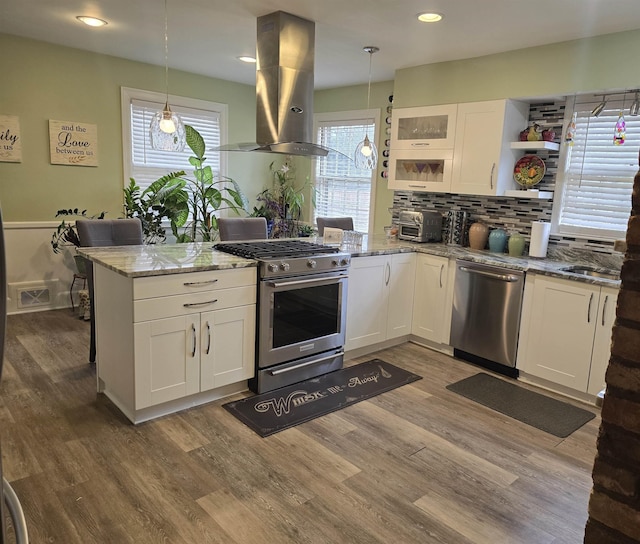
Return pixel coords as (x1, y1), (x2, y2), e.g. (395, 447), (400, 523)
(0, 115), (22, 163)
(49, 120), (98, 167)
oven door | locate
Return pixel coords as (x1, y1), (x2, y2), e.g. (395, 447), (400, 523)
(259, 270), (348, 368)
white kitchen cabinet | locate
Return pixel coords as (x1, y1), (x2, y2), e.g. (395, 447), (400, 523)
(412, 254), (452, 344)
(517, 275), (618, 394)
(391, 104), (458, 150)
(94, 265), (257, 421)
(451, 99), (529, 196)
(345, 253), (416, 351)
(388, 149), (454, 192)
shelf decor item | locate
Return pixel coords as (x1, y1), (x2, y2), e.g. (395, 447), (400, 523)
(513, 155), (546, 188)
(508, 232), (526, 257)
(488, 228), (508, 253)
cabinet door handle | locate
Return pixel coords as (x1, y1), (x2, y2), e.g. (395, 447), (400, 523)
(587, 293), (594, 323)
(205, 321), (211, 355)
(408, 184), (427, 188)
(602, 295), (608, 326)
(411, 142), (430, 147)
(385, 262), (391, 286)
(183, 299), (218, 308)
(191, 323), (197, 357)
(490, 163), (495, 190)
(439, 264), (444, 288)
(183, 279), (218, 286)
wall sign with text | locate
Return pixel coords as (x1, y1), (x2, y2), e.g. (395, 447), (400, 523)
(49, 120), (98, 167)
(0, 114), (22, 163)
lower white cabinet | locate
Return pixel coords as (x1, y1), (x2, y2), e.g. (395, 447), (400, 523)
(411, 253), (452, 344)
(134, 304), (255, 409)
(345, 253), (416, 351)
(517, 274), (618, 394)
(94, 265), (257, 420)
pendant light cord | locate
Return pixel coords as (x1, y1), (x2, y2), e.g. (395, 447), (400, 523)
(164, 0), (169, 105)
(366, 50), (372, 109)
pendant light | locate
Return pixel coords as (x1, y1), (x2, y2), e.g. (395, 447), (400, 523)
(354, 46), (379, 170)
(591, 95), (607, 117)
(149, 0), (185, 151)
(630, 91), (640, 116)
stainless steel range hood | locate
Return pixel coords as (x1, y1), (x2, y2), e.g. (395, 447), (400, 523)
(217, 11), (330, 157)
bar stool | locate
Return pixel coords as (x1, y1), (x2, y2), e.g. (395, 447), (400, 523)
(69, 254), (87, 312)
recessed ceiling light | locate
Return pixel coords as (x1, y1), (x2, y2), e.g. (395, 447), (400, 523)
(237, 56), (256, 63)
(76, 16), (108, 27)
(417, 12), (443, 23)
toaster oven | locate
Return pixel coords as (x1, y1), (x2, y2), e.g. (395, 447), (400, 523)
(398, 210), (443, 243)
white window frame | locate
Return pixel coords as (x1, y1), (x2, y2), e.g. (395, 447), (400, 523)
(552, 94), (637, 241)
(313, 109), (379, 235)
(121, 87), (229, 192)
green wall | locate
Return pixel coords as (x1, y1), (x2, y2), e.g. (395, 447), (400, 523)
(0, 33), (270, 222)
(394, 29), (640, 107)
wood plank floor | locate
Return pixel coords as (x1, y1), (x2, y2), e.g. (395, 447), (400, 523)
(1, 310), (600, 543)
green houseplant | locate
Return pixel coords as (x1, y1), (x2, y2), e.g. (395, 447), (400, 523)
(50, 208), (106, 254)
(132, 124), (249, 243)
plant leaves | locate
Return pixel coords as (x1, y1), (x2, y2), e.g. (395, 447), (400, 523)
(185, 124), (205, 159)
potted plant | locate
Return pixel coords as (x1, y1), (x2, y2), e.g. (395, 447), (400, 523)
(50, 208), (106, 254)
(135, 125), (249, 242)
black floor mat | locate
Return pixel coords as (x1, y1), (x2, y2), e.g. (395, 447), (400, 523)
(223, 359), (422, 437)
(446, 373), (596, 438)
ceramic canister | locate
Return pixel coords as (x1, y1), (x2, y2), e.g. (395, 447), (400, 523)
(488, 228), (508, 253)
(508, 232), (526, 257)
(468, 222), (489, 250)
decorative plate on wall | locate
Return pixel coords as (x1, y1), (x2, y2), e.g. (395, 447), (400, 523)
(513, 155), (545, 188)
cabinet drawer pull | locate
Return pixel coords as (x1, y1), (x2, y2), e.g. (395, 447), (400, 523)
(191, 324), (196, 357)
(183, 299), (218, 308)
(490, 163), (495, 190)
(183, 279), (218, 286)
(602, 295), (608, 326)
(587, 293), (594, 323)
(206, 321), (211, 355)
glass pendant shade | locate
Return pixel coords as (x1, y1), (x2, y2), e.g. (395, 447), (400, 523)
(150, 102), (185, 151)
(354, 135), (378, 169)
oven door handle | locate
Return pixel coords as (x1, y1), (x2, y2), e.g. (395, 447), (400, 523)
(266, 274), (349, 288)
(269, 351), (345, 375)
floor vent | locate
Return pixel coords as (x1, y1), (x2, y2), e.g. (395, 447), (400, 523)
(17, 286), (51, 309)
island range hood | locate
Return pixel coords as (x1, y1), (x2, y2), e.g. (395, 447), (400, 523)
(218, 11), (331, 157)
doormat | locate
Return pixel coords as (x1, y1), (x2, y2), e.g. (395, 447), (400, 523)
(223, 359), (421, 437)
(446, 373), (595, 438)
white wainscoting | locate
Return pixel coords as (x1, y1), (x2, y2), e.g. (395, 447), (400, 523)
(5, 221), (78, 315)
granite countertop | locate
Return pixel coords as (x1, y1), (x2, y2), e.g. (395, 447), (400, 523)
(77, 242), (257, 278)
(346, 234), (623, 287)
(78, 236), (623, 286)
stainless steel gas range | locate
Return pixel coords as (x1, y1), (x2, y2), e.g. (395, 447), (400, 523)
(214, 240), (351, 393)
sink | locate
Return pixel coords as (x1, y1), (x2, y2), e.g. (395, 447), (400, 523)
(559, 265), (620, 281)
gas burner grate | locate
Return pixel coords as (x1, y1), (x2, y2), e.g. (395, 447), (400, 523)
(214, 240), (340, 260)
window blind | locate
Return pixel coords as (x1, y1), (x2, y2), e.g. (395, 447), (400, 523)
(314, 117), (376, 233)
(127, 96), (223, 191)
(558, 96), (638, 238)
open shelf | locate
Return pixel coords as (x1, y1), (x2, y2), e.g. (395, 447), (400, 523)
(505, 189), (553, 199)
(510, 141), (560, 151)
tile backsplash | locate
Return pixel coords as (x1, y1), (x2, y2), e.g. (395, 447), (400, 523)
(390, 99), (618, 254)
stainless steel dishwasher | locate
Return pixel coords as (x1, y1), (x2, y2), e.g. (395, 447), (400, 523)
(450, 260), (525, 375)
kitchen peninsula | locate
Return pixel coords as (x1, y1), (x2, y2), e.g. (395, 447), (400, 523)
(80, 237), (622, 423)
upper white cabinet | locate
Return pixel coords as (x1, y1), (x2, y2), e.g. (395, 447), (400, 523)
(517, 274), (618, 394)
(388, 149), (454, 192)
(391, 104), (458, 150)
(451, 99), (529, 196)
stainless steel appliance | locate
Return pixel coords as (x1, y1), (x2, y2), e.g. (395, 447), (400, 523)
(214, 240), (350, 393)
(398, 210), (443, 242)
(450, 260), (525, 376)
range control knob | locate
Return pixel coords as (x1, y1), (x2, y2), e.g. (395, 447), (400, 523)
(280, 262), (290, 272)
(267, 263), (279, 273)
(307, 259), (317, 269)
(332, 259), (340, 266)
(340, 258), (350, 266)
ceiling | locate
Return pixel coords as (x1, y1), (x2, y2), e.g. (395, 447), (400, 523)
(2, 0), (640, 90)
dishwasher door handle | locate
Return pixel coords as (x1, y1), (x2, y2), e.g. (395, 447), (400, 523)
(458, 265), (520, 282)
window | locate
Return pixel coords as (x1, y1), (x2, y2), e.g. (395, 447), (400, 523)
(553, 94), (639, 240)
(121, 87), (228, 191)
(313, 110), (379, 234)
